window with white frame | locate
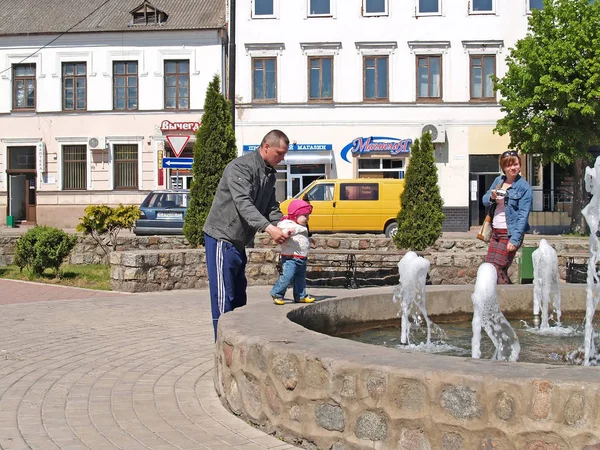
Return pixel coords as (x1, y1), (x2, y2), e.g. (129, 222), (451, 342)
(358, 158), (405, 179)
(309, 0), (331, 16)
(471, 0), (494, 13)
(253, 0), (274, 17)
(363, 0), (387, 15)
(113, 144), (138, 190)
(528, 0), (543, 10)
(62, 145), (87, 190)
(418, 0), (440, 14)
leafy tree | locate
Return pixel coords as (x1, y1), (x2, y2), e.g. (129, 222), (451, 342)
(76, 204), (140, 255)
(494, 0), (600, 233)
(184, 74), (237, 247)
(393, 132), (445, 251)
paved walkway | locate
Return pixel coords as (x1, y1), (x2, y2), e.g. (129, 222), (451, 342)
(0, 280), (383, 450)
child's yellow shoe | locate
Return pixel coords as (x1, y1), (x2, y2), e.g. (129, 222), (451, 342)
(272, 296), (285, 305)
(296, 295), (315, 303)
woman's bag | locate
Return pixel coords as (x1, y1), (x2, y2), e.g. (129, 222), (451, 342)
(477, 213), (493, 242)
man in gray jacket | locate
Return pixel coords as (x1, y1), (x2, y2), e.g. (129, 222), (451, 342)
(204, 129), (290, 340)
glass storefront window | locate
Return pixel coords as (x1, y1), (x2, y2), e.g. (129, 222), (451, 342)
(8, 146), (36, 170)
(357, 157), (405, 179)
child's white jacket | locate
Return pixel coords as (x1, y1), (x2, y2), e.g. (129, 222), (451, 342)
(277, 219), (310, 257)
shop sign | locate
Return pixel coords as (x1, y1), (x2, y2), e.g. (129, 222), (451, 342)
(341, 136), (412, 163)
(160, 120), (200, 132)
(243, 143), (332, 152)
(37, 141), (47, 173)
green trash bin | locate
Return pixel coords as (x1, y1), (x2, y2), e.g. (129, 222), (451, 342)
(518, 246), (535, 284)
(6, 216), (15, 228)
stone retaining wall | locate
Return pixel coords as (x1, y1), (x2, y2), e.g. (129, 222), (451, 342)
(110, 236), (589, 292)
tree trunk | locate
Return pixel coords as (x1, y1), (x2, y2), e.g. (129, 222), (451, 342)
(570, 158), (589, 234)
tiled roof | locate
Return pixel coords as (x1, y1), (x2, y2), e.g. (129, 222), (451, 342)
(0, 0), (225, 36)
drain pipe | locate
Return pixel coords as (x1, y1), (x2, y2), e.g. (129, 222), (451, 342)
(228, 0), (236, 132)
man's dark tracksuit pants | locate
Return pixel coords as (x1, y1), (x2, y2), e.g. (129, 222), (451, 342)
(204, 233), (247, 341)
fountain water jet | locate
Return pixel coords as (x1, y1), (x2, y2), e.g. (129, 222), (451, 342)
(471, 263), (521, 361)
(393, 251), (434, 345)
(581, 156), (600, 365)
(532, 238), (561, 330)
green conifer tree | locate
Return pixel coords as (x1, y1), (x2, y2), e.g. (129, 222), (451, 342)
(393, 132), (445, 251)
(183, 75), (236, 247)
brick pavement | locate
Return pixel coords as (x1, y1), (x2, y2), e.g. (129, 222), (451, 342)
(0, 280), (318, 450)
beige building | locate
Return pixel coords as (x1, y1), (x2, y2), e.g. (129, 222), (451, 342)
(0, 0), (225, 227)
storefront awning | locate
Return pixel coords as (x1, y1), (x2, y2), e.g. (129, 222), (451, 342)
(283, 152), (332, 165)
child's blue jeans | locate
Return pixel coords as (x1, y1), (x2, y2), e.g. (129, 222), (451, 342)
(271, 256), (308, 301)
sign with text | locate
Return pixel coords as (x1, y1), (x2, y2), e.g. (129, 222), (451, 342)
(340, 136), (412, 163)
(160, 120), (200, 132)
(242, 143), (332, 152)
(166, 135), (190, 157)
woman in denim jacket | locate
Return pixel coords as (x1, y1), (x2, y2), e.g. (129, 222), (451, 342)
(482, 151), (533, 284)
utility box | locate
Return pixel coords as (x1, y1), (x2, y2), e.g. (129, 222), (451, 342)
(517, 246), (535, 284)
(6, 216), (16, 228)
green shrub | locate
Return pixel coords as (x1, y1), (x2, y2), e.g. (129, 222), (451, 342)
(393, 132), (445, 251)
(76, 204), (140, 255)
(14, 226), (77, 277)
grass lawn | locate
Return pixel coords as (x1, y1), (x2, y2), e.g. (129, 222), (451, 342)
(0, 264), (111, 291)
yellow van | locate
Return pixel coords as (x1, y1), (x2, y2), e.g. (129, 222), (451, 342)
(279, 179), (405, 237)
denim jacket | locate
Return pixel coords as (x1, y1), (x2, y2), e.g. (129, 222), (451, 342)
(482, 174), (533, 246)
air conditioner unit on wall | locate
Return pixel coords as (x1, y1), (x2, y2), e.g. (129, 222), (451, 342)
(88, 136), (106, 150)
(421, 124), (446, 144)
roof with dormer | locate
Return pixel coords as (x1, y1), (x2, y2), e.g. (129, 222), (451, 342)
(0, 0), (225, 36)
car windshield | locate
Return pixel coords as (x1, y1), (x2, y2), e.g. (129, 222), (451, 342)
(143, 192), (189, 208)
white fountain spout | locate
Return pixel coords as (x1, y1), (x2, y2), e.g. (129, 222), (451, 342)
(393, 251), (432, 345)
(532, 239), (562, 330)
(471, 263), (521, 362)
(581, 156), (600, 365)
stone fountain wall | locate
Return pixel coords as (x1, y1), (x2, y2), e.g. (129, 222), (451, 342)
(215, 286), (600, 450)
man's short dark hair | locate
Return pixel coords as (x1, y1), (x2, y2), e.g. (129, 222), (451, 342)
(260, 129), (289, 150)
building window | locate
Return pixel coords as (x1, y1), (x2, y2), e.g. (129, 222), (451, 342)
(252, 57), (277, 102)
(114, 144), (138, 190)
(471, 0), (493, 12)
(309, 0), (331, 16)
(308, 56), (333, 101)
(417, 55), (442, 100)
(164, 60), (189, 109)
(254, 0), (274, 16)
(131, 1), (168, 25)
(62, 145), (87, 190)
(358, 158), (405, 179)
(12, 64), (36, 110)
(62, 62), (87, 111)
(364, 56), (388, 101)
(529, 0), (543, 10)
(363, 0), (387, 15)
(114, 61), (138, 110)
(418, 0), (440, 14)
(470, 55), (495, 100)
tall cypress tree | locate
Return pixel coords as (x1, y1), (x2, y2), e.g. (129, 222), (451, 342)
(183, 75), (236, 247)
(393, 132), (445, 251)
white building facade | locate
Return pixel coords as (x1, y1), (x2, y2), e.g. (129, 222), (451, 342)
(235, 0), (548, 231)
(0, 0), (225, 227)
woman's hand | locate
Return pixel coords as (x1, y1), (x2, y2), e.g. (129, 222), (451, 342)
(507, 242), (518, 253)
(490, 190), (497, 200)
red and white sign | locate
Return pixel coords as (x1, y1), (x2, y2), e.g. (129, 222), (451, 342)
(166, 135), (190, 157)
(160, 120), (200, 132)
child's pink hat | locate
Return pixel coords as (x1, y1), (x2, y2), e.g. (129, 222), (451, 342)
(285, 199), (313, 220)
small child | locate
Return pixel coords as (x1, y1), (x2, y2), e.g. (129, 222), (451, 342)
(271, 199), (315, 305)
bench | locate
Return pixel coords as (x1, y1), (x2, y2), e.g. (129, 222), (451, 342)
(278, 249), (425, 289)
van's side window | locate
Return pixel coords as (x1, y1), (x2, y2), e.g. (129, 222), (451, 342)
(306, 183), (334, 201)
(340, 183), (379, 201)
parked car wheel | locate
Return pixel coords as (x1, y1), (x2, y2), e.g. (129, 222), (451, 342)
(384, 222), (398, 238)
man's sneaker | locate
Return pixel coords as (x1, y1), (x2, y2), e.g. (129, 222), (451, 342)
(296, 295), (315, 303)
(272, 296), (285, 305)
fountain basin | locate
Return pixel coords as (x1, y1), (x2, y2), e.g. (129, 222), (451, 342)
(215, 285), (600, 449)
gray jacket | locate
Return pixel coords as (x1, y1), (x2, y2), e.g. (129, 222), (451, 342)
(203, 150), (283, 250)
